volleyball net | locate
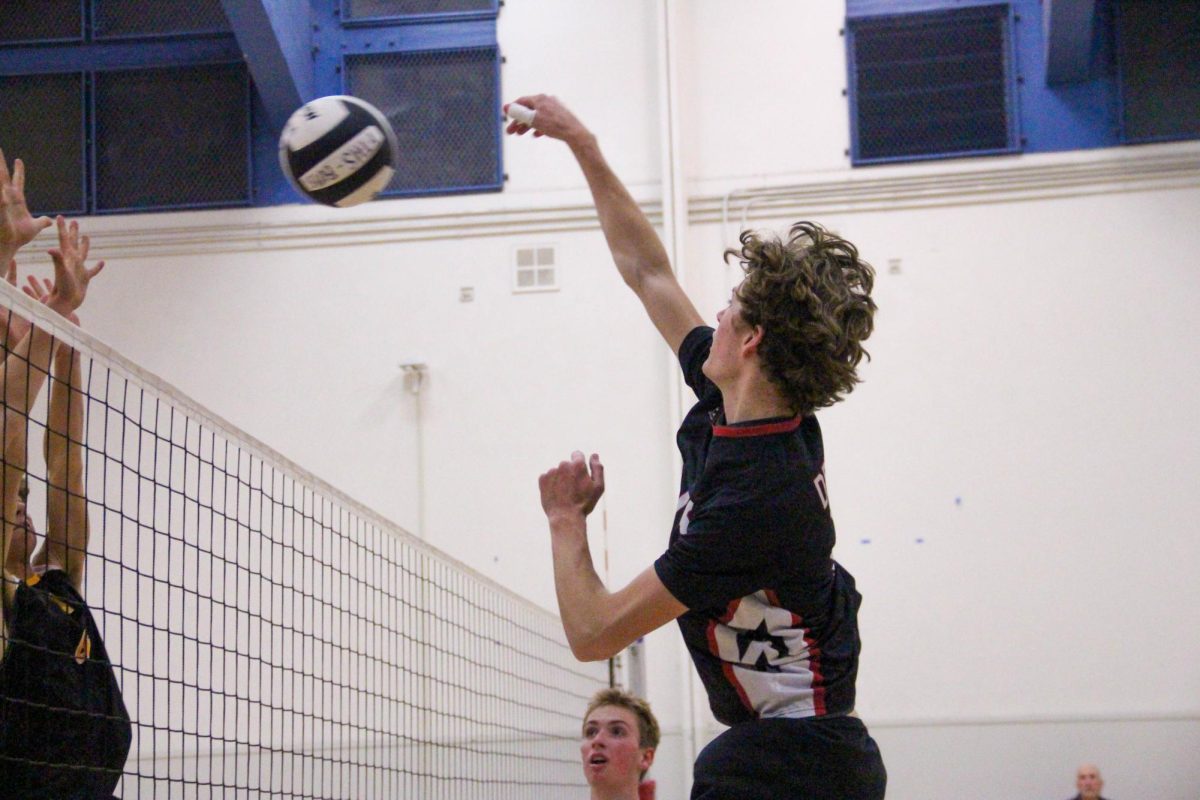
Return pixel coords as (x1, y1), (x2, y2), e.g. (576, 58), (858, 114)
(0, 279), (608, 798)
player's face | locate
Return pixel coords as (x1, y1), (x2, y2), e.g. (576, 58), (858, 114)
(702, 289), (751, 386)
(1076, 765), (1103, 798)
(580, 705), (651, 791)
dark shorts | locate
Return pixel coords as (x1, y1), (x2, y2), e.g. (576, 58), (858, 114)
(691, 715), (886, 800)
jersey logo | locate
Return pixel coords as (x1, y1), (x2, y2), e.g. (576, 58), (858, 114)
(709, 591), (807, 670)
(813, 465), (829, 510)
(74, 630), (92, 665)
(676, 493), (695, 536)
(707, 590), (827, 717)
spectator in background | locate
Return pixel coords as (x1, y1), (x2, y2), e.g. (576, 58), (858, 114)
(581, 688), (659, 800)
(1069, 763), (1110, 800)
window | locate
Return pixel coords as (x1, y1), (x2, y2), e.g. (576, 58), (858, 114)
(0, 1), (502, 214)
(94, 64), (250, 212)
(0, 0), (247, 215)
(1116, 0), (1200, 143)
(343, 0), (498, 24)
(345, 47), (502, 197)
(847, 4), (1018, 164)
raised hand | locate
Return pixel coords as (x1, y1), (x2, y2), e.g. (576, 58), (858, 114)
(504, 95), (590, 145)
(22, 273), (78, 326)
(0, 149), (53, 260)
(45, 216), (104, 317)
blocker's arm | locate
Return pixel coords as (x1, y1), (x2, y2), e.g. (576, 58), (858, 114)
(41, 342), (88, 589)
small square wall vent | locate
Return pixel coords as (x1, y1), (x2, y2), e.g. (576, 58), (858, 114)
(513, 245), (558, 293)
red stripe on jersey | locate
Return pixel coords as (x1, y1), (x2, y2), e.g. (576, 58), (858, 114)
(722, 662), (754, 713)
(712, 416), (803, 438)
(762, 589), (801, 627)
(707, 597), (741, 655)
(804, 628), (826, 715)
(719, 597), (741, 623)
(710, 599), (753, 712)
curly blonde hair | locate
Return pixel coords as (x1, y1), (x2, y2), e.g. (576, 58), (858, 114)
(726, 221), (876, 415)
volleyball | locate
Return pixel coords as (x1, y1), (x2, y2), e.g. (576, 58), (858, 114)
(278, 95), (400, 207)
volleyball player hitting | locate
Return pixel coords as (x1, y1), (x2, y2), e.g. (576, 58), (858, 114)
(0, 151), (131, 798)
(507, 98), (887, 799)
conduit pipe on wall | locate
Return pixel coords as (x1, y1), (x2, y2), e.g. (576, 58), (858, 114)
(655, 0), (701, 787)
(400, 362), (428, 539)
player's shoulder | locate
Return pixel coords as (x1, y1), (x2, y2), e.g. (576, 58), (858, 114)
(11, 569), (86, 618)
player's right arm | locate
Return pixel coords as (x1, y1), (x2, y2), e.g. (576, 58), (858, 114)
(506, 95), (704, 355)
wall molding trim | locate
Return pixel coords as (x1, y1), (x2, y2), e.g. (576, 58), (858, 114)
(698, 142), (1200, 235)
(17, 142), (1199, 261)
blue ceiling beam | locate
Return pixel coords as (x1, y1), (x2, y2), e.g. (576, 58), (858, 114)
(1044, 0), (1098, 84)
(219, 0), (315, 135)
(0, 36), (240, 74)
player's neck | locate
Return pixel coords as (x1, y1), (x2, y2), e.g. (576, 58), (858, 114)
(719, 374), (795, 424)
(589, 784), (638, 800)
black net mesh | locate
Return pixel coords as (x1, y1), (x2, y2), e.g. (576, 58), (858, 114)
(850, 6), (1013, 163)
(93, 63), (251, 212)
(0, 284), (607, 798)
(345, 0), (495, 20)
(94, 0), (231, 39)
(346, 48), (501, 195)
(0, 0), (82, 44)
(0, 73), (86, 215)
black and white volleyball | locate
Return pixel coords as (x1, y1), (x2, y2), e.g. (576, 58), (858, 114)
(278, 95), (399, 207)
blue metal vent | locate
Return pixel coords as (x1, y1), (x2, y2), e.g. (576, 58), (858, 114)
(343, 0), (497, 22)
(94, 0), (232, 39)
(93, 63), (251, 213)
(0, 0), (82, 44)
(847, 4), (1018, 164)
(0, 73), (86, 215)
(1117, 0), (1200, 144)
(345, 47), (502, 197)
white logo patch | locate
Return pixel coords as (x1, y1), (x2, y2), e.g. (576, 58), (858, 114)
(677, 493), (695, 536)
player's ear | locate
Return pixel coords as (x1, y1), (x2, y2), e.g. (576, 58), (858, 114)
(741, 325), (764, 357)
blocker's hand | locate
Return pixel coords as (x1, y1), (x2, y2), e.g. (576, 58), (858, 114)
(539, 451), (605, 520)
(504, 94), (589, 145)
(46, 216), (104, 317)
(0, 149), (53, 261)
(23, 274), (80, 326)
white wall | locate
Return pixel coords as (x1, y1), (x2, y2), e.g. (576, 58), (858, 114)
(12, 1), (1200, 798)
